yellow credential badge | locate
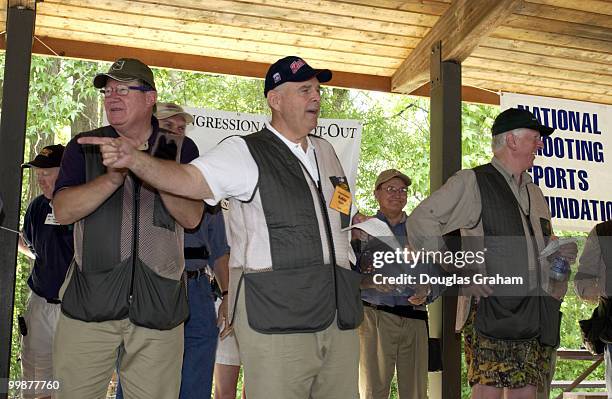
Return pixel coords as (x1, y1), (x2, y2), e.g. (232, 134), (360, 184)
(330, 183), (351, 215)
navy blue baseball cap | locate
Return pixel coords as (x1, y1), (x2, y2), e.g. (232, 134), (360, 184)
(264, 56), (332, 97)
(492, 108), (554, 136)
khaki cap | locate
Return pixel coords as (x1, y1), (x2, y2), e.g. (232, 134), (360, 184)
(375, 169), (412, 189)
(155, 102), (194, 124)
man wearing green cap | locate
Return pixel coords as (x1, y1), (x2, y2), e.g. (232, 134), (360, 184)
(407, 108), (577, 399)
(52, 58), (203, 399)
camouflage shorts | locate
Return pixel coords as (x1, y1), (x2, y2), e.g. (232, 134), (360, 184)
(464, 306), (553, 390)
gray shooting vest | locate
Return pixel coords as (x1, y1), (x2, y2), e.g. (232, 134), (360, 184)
(473, 163), (560, 346)
(235, 128), (363, 333)
(60, 126), (189, 330)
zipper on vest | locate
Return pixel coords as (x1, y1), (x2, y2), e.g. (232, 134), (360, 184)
(315, 182), (339, 313)
(129, 176), (141, 304)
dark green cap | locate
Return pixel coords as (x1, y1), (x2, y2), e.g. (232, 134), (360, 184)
(93, 58), (156, 90)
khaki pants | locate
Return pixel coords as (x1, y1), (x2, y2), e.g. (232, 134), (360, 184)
(53, 314), (183, 399)
(234, 286), (360, 399)
(359, 306), (428, 399)
(20, 292), (61, 399)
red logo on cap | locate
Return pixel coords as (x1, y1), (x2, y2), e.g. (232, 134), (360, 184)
(290, 59), (306, 74)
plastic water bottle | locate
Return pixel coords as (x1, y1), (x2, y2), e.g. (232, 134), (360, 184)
(549, 256), (570, 281)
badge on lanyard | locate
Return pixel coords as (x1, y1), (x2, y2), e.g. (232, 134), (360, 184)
(44, 211), (59, 225)
(330, 182), (352, 215)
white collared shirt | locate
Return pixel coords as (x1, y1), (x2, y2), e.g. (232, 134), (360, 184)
(191, 123), (319, 205)
(265, 122), (320, 183)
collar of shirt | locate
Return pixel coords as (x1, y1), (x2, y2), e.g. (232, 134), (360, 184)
(144, 116), (159, 152)
(491, 156), (532, 188)
(491, 156), (531, 215)
(265, 122), (319, 182)
(111, 116), (157, 153)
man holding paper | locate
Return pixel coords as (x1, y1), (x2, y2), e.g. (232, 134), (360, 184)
(354, 169), (432, 399)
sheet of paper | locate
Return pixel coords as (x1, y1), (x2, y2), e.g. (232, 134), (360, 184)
(539, 237), (578, 258)
(343, 218), (401, 249)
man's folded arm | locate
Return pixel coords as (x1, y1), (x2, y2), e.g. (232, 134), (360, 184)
(54, 171), (125, 225)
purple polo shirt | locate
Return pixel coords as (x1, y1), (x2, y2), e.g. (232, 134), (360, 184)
(55, 118), (198, 193)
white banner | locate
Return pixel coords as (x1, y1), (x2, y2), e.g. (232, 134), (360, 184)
(500, 92), (612, 232)
(183, 107), (363, 191)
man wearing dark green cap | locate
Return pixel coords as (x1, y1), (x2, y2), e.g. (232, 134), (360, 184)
(407, 108), (577, 399)
(52, 58), (203, 399)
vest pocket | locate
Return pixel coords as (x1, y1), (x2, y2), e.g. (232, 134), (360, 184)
(153, 191), (176, 232)
(61, 258), (131, 322)
(244, 265), (335, 333)
(129, 259), (189, 330)
(475, 296), (540, 341)
(539, 295), (562, 347)
(335, 266), (364, 330)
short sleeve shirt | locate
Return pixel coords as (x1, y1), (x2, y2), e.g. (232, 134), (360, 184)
(184, 209), (230, 271)
(190, 123), (318, 205)
(23, 195), (74, 299)
(55, 118), (199, 194)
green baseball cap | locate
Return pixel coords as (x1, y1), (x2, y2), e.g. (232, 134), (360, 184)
(93, 58), (156, 90)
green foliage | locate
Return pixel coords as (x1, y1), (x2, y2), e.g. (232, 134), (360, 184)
(154, 69), (268, 114)
(349, 93), (431, 213)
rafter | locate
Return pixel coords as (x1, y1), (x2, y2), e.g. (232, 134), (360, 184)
(392, 0), (523, 93)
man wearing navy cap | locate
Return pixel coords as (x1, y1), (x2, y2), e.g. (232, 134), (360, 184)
(79, 55), (363, 399)
(19, 144), (73, 399)
(52, 58), (203, 399)
(407, 108), (577, 398)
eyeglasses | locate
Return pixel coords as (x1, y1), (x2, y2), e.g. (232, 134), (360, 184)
(381, 186), (408, 194)
(99, 85), (153, 97)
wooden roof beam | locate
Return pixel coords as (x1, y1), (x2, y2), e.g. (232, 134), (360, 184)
(8, 0), (37, 8)
(392, 0), (524, 93)
(0, 35), (499, 104)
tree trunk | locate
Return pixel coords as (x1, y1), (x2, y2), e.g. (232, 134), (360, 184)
(70, 73), (100, 137)
(25, 59), (61, 202)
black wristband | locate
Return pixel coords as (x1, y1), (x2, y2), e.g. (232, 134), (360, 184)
(221, 290), (229, 297)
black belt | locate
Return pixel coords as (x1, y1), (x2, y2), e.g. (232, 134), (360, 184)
(184, 246), (210, 260)
(46, 298), (61, 304)
(185, 267), (209, 280)
(362, 300), (428, 320)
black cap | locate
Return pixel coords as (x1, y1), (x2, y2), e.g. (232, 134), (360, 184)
(492, 108), (555, 136)
(22, 144), (65, 169)
(264, 56), (332, 97)
(93, 58), (156, 90)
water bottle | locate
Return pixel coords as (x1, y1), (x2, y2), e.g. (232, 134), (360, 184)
(549, 256), (570, 281)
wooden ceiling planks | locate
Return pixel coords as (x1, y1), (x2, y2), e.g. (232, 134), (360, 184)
(470, 0), (612, 104)
(0, 0), (610, 104)
(518, 2), (612, 29)
(392, 0), (524, 93)
(527, 0), (612, 15)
